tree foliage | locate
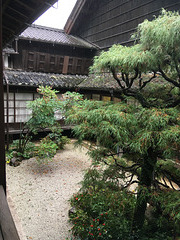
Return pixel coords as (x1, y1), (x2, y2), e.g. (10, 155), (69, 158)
(66, 98), (180, 238)
(26, 85), (60, 132)
(90, 9), (180, 108)
(66, 100), (180, 188)
(14, 86), (62, 156)
(66, 9), (180, 238)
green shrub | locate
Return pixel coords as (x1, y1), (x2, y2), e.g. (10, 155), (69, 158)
(149, 190), (180, 236)
(48, 126), (70, 149)
(69, 168), (136, 240)
(36, 136), (58, 164)
(7, 140), (36, 161)
(58, 136), (70, 149)
(69, 167), (177, 240)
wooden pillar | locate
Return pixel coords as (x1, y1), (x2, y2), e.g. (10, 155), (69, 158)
(0, 0), (6, 193)
(62, 56), (69, 74)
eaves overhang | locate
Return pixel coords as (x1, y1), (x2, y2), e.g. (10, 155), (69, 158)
(2, 0), (58, 47)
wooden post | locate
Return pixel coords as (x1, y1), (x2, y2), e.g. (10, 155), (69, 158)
(0, 0), (6, 193)
(62, 56), (69, 74)
(0, 186), (20, 239)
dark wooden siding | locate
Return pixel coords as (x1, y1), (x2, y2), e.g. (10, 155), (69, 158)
(21, 50), (92, 74)
(70, 0), (180, 50)
(12, 40), (96, 75)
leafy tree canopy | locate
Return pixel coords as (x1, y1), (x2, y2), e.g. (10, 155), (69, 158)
(27, 85), (60, 132)
(65, 9), (180, 237)
(66, 100), (180, 187)
(90, 9), (180, 108)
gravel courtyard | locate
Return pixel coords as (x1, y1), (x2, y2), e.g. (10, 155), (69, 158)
(6, 142), (91, 240)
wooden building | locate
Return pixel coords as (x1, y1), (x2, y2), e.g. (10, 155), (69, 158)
(8, 24), (97, 75)
(3, 25), (124, 135)
(65, 0), (180, 50)
(3, 0), (180, 137)
(4, 0), (180, 135)
(3, 70), (122, 135)
(3, 24), (99, 134)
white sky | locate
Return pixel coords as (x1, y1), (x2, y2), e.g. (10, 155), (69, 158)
(33, 0), (77, 29)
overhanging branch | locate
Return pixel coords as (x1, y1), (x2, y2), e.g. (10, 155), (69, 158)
(111, 68), (125, 89)
(159, 67), (180, 88)
(140, 72), (156, 90)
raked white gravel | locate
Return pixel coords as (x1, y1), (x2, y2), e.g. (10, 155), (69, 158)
(7, 142), (91, 240)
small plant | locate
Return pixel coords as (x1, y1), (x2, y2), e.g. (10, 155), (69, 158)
(12, 86), (62, 159)
(6, 151), (14, 164)
(48, 125), (70, 149)
(36, 136), (58, 164)
(61, 91), (84, 112)
(7, 140), (36, 162)
(58, 136), (70, 149)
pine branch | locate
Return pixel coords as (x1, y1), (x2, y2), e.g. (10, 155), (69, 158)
(124, 173), (135, 186)
(164, 98), (180, 108)
(111, 68), (125, 89)
(111, 154), (142, 171)
(155, 179), (170, 189)
(125, 73), (130, 87)
(158, 67), (180, 88)
(162, 170), (180, 189)
(175, 61), (180, 80)
(128, 68), (139, 89)
(139, 72), (156, 90)
(158, 165), (180, 189)
(122, 73), (126, 84)
(168, 178), (177, 191)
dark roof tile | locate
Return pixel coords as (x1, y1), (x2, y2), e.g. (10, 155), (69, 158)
(78, 74), (121, 90)
(4, 70), (165, 93)
(19, 25), (97, 49)
(4, 70), (88, 88)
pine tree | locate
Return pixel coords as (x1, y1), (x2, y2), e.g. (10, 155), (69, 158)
(65, 10), (180, 237)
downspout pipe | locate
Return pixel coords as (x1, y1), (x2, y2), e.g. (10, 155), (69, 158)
(4, 72), (9, 151)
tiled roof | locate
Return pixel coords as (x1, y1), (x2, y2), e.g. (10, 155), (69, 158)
(19, 25), (97, 49)
(4, 70), (164, 92)
(4, 70), (88, 88)
(78, 73), (166, 91)
(4, 70), (121, 91)
(78, 74), (121, 91)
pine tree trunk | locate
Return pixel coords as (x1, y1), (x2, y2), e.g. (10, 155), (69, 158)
(132, 148), (157, 235)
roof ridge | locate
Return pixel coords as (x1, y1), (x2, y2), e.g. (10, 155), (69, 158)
(30, 24), (64, 33)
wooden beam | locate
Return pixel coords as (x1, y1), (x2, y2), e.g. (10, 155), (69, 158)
(13, 0), (34, 12)
(0, 0), (6, 193)
(6, 5), (28, 20)
(64, 0), (87, 34)
(3, 12), (22, 24)
(2, 0), (11, 13)
(62, 56), (69, 74)
(2, 25), (15, 34)
(0, 186), (20, 240)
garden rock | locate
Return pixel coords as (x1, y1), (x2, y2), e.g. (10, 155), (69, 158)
(10, 157), (21, 167)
